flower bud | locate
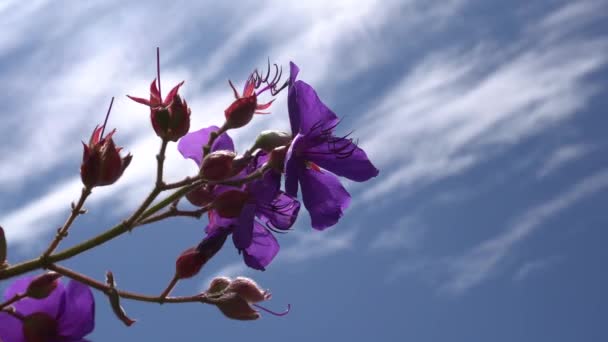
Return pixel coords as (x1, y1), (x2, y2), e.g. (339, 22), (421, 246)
(175, 247), (206, 280)
(206, 276), (231, 294)
(252, 130), (291, 152)
(23, 312), (59, 342)
(81, 126), (132, 188)
(224, 96), (257, 129)
(268, 146), (288, 173)
(176, 231), (229, 280)
(128, 80), (190, 141)
(226, 277), (271, 304)
(26, 272), (62, 299)
(0, 226), (7, 268)
(214, 293), (260, 321)
(197, 230), (229, 260)
(201, 150), (236, 180)
(186, 184), (215, 207)
(211, 190), (250, 218)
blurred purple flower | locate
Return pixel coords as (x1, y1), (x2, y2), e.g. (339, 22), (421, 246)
(0, 276), (95, 342)
(285, 62), (379, 230)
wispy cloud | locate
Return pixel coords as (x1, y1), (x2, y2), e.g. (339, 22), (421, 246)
(203, 227), (358, 287)
(441, 169), (608, 295)
(359, 32), (607, 203)
(513, 256), (561, 282)
(536, 144), (592, 178)
(369, 216), (425, 251)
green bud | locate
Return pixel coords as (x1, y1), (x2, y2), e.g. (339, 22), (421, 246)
(253, 130), (292, 152)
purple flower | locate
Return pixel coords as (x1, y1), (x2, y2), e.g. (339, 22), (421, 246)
(178, 127), (300, 270)
(285, 62), (379, 230)
(0, 276), (95, 342)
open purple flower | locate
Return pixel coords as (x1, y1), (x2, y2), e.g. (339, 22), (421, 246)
(285, 62), (379, 230)
(0, 276), (95, 342)
(178, 126), (300, 270)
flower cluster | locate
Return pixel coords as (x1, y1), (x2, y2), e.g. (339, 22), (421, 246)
(0, 51), (378, 340)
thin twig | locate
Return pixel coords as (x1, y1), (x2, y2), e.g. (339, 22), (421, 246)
(48, 264), (212, 305)
(41, 186), (92, 259)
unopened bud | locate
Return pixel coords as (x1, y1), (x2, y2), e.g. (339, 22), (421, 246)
(23, 313), (59, 342)
(226, 277), (271, 304)
(81, 127), (132, 188)
(175, 247), (206, 279)
(214, 293), (260, 321)
(201, 150), (236, 180)
(186, 184), (215, 207)
(211, 190), (249, 218)
(206, 276), (231, 294)
(224, 96), (257, 129)
(253, 130), (291, 152)
(26, 272), (62, 299)
(0, 226), (7, 268)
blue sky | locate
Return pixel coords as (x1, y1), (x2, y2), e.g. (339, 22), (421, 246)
(1, 0), (607, 341)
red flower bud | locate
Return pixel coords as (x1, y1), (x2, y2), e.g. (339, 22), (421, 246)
(128, 80), (191, 141)
(223, 76), (276, 130)
(80, 126), (132, 188)
(26, 272), (62, 299)
(186, 184), (215, 207)
(23, 313), (59, 342)
(201, 150), (236, 180)
(175, 247), (206, 279)
(175, 231), (229, 279)
(211, 190), (250, 218)
(224, 96), (257, 129)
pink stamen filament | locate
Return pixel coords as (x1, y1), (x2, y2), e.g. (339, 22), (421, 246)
(156, 47), (162, 99)
(99, 97), (115, 139)
(252, 303), (291, 317)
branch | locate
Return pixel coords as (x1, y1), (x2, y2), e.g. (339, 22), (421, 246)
(48, 264), (212, 305)
(42, 186), (92, 259)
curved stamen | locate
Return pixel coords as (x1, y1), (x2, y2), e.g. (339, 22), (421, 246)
(253, 303), (291, 317)
(99, 97), (115, 139)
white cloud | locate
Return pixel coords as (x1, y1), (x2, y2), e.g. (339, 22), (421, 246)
(440, 169), (608, 295)
(513, 257), (561, 282)
(536, 144), (592, 178)
(369, 216), (425, 251)
(359, 34), (607, 203)
(0, 0), (464, 248)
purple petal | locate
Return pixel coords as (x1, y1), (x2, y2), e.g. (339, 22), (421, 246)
(306, 140), (379, 182)
(257, 192), (301, 230)
(206, 210), (238, 235)
(288, 80), (339, 135)
(5, 276), (66, 318)
(177, 126), (234, 166)
(0, 312), (25, 342)
(58, 280), (95, 339)
(289, 62), (300, 86)
(284, 137), (303, 197)
(242, 222), (280, 270)
(300, 167), (351, 230)
(232, 204), (256, 250)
